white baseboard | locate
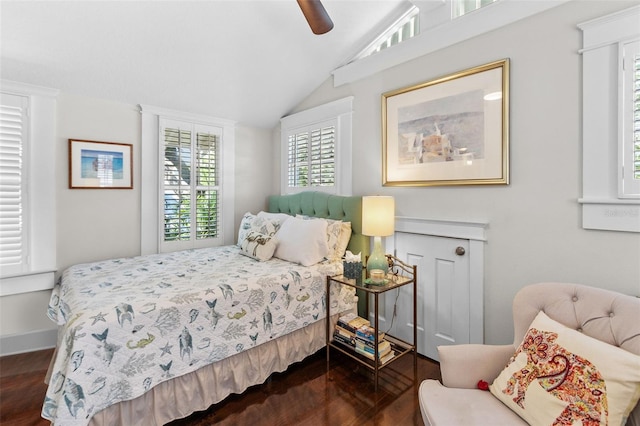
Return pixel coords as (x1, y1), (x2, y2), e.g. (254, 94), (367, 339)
(0, 329), (57, 356)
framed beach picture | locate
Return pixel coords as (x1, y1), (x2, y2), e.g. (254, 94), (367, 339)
(69, 139), (133, 189)
(382, 59), (509, 186)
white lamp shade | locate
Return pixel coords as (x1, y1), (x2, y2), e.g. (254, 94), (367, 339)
(362, 196), (395, 237)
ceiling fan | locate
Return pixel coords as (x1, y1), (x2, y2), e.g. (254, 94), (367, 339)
(297, 0), (334, 35)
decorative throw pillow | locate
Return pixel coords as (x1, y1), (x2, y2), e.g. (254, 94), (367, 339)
(335, 221), (352, 260)
(237, 212), (256, 246)
(489, 311), (640, 426)
(237, 213), (278, 247)
(274, 216), (329, 266)
(296, 215), (345, 261)
(239, 231), (278, 261)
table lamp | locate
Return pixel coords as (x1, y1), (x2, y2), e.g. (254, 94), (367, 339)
(362, 196), (395, 280)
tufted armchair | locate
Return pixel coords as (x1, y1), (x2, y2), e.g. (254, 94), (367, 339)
(419, 282), (640, 426)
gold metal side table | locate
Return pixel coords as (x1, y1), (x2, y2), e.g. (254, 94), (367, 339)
(326, 255), (417, 391)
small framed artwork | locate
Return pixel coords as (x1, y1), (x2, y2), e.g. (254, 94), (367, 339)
(69, 139), (133, 189)
(382, 59), (509, 186)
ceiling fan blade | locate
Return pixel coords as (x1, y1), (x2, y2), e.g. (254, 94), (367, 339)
(297, 0), (334, 35)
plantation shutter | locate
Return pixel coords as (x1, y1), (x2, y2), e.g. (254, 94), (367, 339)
(621, 40), (640, 196)
(310, 126), (335, 186)
(163, 126), (192, 242)
(288, 132), (309, 187)
(632, 45), (640, 181)
(287, 121), (336, 189)
(0, 93), (28, 274)
(161, 119), (221, 251)
(195, 130), (219, 239)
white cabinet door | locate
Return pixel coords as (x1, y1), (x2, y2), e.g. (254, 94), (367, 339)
(380, 232), (470, 361)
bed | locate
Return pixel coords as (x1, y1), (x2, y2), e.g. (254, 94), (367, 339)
(42, 192), (368, 426)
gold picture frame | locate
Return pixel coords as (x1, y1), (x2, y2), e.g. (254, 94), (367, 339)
(69, 139), (133, 189)
(382, 59), (509, 186)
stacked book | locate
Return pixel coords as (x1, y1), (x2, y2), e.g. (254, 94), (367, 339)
(355, 324), (395, 365)
(332, 312), (368, 349)
(333, 313), (395, 365)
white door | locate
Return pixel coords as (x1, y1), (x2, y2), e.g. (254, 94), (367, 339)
(380, 232), (470, 361)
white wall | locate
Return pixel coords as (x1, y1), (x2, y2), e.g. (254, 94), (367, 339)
(0, 93), (272, 354)
(235, 125), (280, 226)
(57, 94), (142, 270)
(287, 0), (640, 345)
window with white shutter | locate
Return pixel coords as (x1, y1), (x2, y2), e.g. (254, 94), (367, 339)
(287, 122), (335, 189)
(288, 131), (309, 188)
(281, 97), (353, 195)
(140, 106), (234, 255)
(310, 126), (336, 187)
(635, 54), (640, 180)
(579, 8), (640, 233)
(620, 39), (640, 197)
(160, 119), (222, 252)
(0, 81), (57, 295)
(0, 93), (28, 275)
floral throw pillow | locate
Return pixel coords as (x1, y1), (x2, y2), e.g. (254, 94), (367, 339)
(489, 311), (640, 426)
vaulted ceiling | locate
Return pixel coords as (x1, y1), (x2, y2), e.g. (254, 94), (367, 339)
(1, 1), (417, 128)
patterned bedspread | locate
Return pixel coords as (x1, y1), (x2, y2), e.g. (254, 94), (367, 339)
(43, 245), (353, 425)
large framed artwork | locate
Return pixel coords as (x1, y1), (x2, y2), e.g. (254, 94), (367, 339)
(382, 59), (509, 186)
(69, 139), (133, 189)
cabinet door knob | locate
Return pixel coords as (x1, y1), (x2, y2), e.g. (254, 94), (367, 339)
(455, 246), (466, 256)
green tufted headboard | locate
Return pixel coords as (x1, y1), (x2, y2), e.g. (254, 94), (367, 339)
(267, 192), (369, 260)
(268, 192), (370, 316)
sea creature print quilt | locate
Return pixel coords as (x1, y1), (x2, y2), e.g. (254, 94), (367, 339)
(43, 246), (353, 425)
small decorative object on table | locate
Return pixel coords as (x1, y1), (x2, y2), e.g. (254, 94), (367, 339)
(369, 269), (386, 284)
(343, 251), (362, 281)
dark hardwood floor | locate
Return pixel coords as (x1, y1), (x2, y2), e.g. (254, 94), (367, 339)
(0, 347), (441, 425)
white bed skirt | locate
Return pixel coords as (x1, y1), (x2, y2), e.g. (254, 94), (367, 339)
(86, 311), (347, 425)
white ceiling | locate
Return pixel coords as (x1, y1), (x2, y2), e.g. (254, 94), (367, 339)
(0, 0), (414, 128)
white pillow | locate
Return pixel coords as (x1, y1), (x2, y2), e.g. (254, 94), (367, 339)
(295, 215), (352, 262)
(490, 311), (640, 426)
(239, 231), (278, 261)
(257, 211), (291, 226)
(274, 216), (329, 266)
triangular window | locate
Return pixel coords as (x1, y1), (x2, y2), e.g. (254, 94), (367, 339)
(352, 6), (419, 62)
(453, 0), (500, 18)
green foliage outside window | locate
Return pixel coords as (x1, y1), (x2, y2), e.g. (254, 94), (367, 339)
(163, 130), (219, 242)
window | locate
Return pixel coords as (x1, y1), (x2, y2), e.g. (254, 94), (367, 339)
(287, 122), (335, 189)
(0, 93), (28, 275)
(0, 81), (57, 296)
(453, 0), (499, 18)
(352, 6), (419, 62)
(620, 40), (640, 197)
(139, 105), (235, 255)
(579, 7), (640, 233)
(161, 119), (221, 250)
(280, 97), (353, 195)
(334, 0), (559, 87)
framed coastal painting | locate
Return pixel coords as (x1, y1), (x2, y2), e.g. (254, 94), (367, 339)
(382, 59), (509, 186)
(69, 139), (133, 189)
